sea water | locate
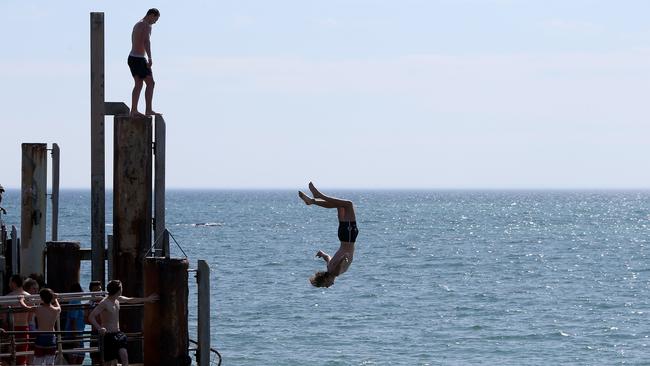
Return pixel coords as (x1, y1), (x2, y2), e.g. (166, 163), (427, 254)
(1, 190), (649, 365)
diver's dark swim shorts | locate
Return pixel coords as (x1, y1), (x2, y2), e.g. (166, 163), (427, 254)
(128, 56), (151, 78)
(338, 221), (359, 243)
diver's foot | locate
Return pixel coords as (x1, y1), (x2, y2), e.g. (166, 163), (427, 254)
(145, 110), (162, 116)
(130, 110), (145, 117)
(308, 182), (324, 199)
(298, 191), (314, 205)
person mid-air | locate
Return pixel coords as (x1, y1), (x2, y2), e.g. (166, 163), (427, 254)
(299, 182), (359, 288)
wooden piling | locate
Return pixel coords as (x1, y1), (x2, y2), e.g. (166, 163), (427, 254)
(21, 143), (48, 277)
(197, 260), (211, 366)
(45, 242), (81, 293)
(154, 115), (167, 257)
(113, 114), (153, 363)
(51, 143), (60, 241)
(10, 226), (18, 277)
(144, 258), (190, 366)
(90, 12), (106, 285)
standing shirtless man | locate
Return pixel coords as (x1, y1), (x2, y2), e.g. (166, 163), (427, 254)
(128, 8), (161, 117)
(88, 280), (158, 366)
(7, 275), (31, 365)
(32, 288), (61, 366)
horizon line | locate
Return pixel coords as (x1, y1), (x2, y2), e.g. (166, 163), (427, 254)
(2, 186), (650, 191)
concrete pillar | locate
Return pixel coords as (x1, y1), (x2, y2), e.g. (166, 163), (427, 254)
(113, 115), (152, 363)
(21, 143), (48, 277)
(46, 241), (81, 293)
(144, 258), (190, 366)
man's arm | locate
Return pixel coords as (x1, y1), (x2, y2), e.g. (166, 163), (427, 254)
(316, 250), (331, 263)
(88, 302), (105, 333)
(51, 297), (61, 311)
(118, 293), (159, 304)
(16, 296), (35, 311)
(145, 26), (153, 67)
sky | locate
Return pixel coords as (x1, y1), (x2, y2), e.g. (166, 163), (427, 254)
(1, 0), (650, 189)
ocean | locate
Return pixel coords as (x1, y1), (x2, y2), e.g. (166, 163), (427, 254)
(1, 190), (649, 365)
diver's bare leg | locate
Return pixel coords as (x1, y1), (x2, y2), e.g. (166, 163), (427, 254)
(308, 182), (352, 208)
(298, 191), (315, 205)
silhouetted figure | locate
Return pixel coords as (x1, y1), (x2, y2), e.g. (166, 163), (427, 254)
(299, 182), (359, 288)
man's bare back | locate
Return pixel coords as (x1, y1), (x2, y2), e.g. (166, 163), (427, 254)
(9, 289), (31, 326)
(34, 299), (61, 332)
(130, 21), (151, 58)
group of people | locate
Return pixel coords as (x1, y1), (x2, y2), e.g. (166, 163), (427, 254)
(1, 275), (157, 366)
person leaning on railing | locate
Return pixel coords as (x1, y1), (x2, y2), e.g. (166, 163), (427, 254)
(88, 280), (158, 366)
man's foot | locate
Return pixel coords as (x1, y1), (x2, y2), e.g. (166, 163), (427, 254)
(130, 110), (145, 117)
(308, 182), (324, 199)
(145, 110), (162, 116)
(298, 191), (314, 205)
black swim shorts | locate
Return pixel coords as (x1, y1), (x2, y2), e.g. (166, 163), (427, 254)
(338, 221), (359, 243)
(104, 331), (128, 361)
(128, 56), (152, 78)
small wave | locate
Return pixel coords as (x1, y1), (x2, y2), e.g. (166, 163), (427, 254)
(191, 222), (225, 227)
(264, 261), (283, 267)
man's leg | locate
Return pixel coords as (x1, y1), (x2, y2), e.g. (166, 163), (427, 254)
(299, 191), (346, 216)
(308, 182), (352, 208)
(144, 75), (158, 115)
(308, 182), (355, 221)
(131, 77), (144, 116)
(118, 348), (129, 366)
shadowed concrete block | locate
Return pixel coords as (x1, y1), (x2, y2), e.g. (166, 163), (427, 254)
(144, 258), (190, 366)
(104, 102), (130, 115)
(46, 241), (81, 293)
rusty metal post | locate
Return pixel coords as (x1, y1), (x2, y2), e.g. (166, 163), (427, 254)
(21, 143), (48, 277)
(113, 114), (153, 363)
(154, 115), (167, 257)
(144, 258), (190, 366)
(197, 260), (210, 366)
(45, 242), (81, 293)
(51, 143), (60, 241)
(90, 12), (106, 285)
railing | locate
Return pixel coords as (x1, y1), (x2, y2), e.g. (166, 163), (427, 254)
(0, 291), (106, 306)
(0, 299), (143, 364)
(0, 329), (143, 363)
(189, 339), (221, 366)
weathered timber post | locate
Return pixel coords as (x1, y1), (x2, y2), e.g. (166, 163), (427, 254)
(154, 115), (167, 256)
(197, 260), (211, 366)
(10, 226), (18, 277)
(21, 143), (48, 277)
(51, 143), (60, 241)
(144, 258), (190, 366)
(90, 12), (106, 285)
(46, 242), (81, 293)
(113, 115), (152, 363)
(107, 234), (113, 282)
